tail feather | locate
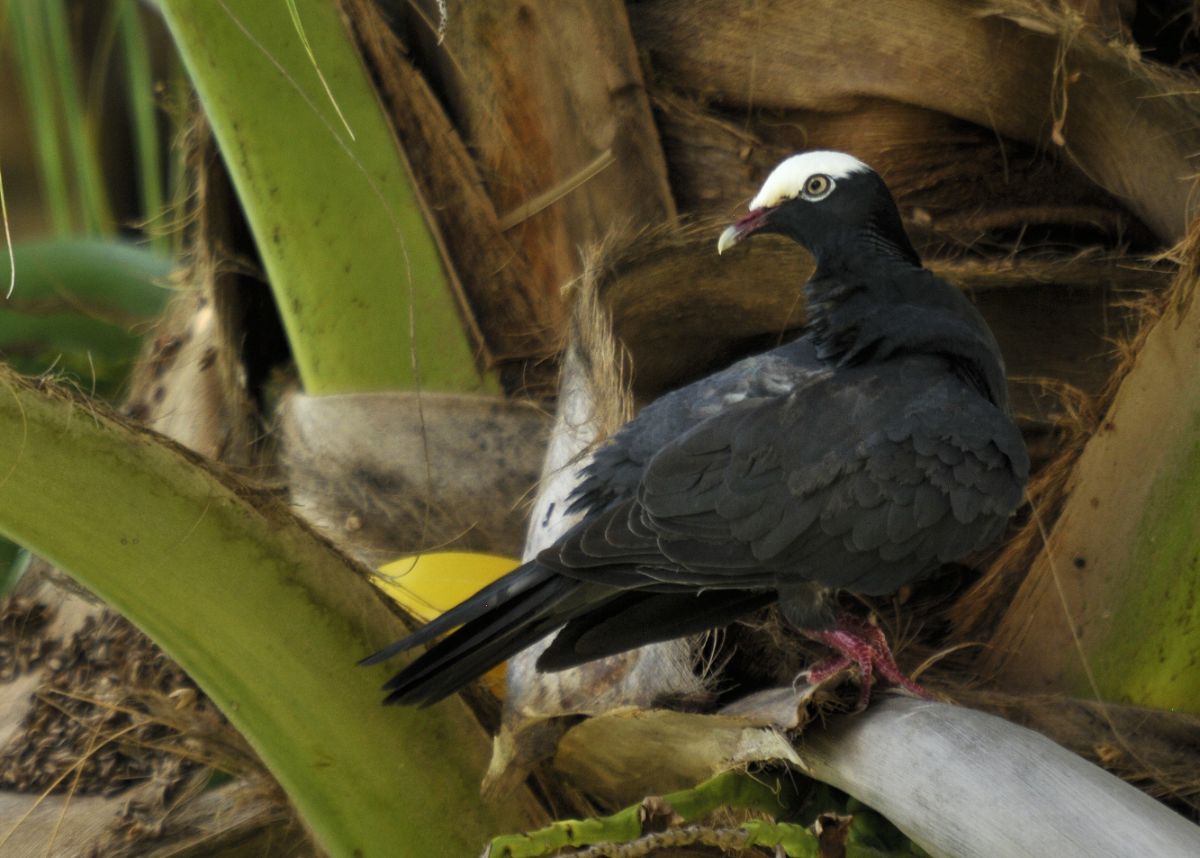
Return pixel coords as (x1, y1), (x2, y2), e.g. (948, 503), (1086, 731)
(359, 562), (551, 667)
(537, 588), (774, 671)
(375, 571), (589, 707)
(382, 575), (574, 694)
(365, 558), (778, 706)
(384, 614), (566, 706)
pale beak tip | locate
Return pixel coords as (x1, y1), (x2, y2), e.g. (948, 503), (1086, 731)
(717, 225), (739, 255)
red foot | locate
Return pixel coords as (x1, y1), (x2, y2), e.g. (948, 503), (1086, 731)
(802, 615), (932, 706)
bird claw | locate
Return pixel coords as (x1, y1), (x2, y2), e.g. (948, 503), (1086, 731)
(802, 615), (932, 707)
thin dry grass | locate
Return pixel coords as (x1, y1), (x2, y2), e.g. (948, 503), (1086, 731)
(951, 212), (1200, 640)
(0, 592), (310, 857)
(0, 605), (256, 797)
(564, 238), (637, 439)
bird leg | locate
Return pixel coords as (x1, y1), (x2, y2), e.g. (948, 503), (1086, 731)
(802, 614), (932, 706)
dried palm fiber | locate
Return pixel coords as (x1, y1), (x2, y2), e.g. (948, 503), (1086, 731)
(960, 210), (1200, 704)
(397, 0), (676, 280)
(123, 121), (263, 468)
(340, 0), (558, 394)
(628, 0), (1200, 242)
(347, 0), (677, 396)
(578, 222), (1163, 434)
(954, 219), (1200, 642)
(653, 89), (1151, 251)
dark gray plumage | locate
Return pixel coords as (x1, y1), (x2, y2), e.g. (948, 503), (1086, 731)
(365, 150), (1029, 706)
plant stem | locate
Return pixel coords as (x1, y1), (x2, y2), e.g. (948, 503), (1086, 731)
(117, 0), (166, 250)
(42, 0), (112, 234)
(0, 367), (539, 856)
(159, 0), (493, 394)
(8, 2), (73, 235)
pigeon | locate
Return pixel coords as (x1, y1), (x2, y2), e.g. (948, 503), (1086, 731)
(364, 150), (1030, 707)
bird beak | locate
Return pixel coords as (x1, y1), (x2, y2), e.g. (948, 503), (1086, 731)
(717, 208), (771, 254)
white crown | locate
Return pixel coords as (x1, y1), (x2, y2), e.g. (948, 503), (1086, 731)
(750, 151), (871, 209)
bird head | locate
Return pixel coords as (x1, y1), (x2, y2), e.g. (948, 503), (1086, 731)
(718, 151), (918, 267)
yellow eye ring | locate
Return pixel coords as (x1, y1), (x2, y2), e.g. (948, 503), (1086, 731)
(804, 174), (832, 198)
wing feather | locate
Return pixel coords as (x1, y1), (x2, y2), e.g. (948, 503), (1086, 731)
(534, 356), (1026, 618)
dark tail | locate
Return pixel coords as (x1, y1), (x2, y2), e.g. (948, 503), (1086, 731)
(363, 562), (778, 706)
(537, 589), (774, 670)
(362, 562), (586, 706)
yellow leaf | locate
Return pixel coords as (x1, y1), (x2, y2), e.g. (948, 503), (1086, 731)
(373, 551), (519, 620)
(372, 551), (520, 697)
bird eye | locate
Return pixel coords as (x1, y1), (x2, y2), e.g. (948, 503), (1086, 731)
(804, 174), (832, 199)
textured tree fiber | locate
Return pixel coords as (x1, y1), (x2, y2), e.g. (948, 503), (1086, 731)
(414, 0), (676, 293)
(652, 88), (1147, 247)
(582, 224), (1163, 439)
(629, 0), (1200, 241)
(343, 0), (558, 391)
(971, 222), (1200, 712)
(120, 121), (265, 468)
(354, 0), (677, 396)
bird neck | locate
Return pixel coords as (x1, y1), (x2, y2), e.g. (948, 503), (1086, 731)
(804, 250), (1009, 409)
(804, 240), (921, 351)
